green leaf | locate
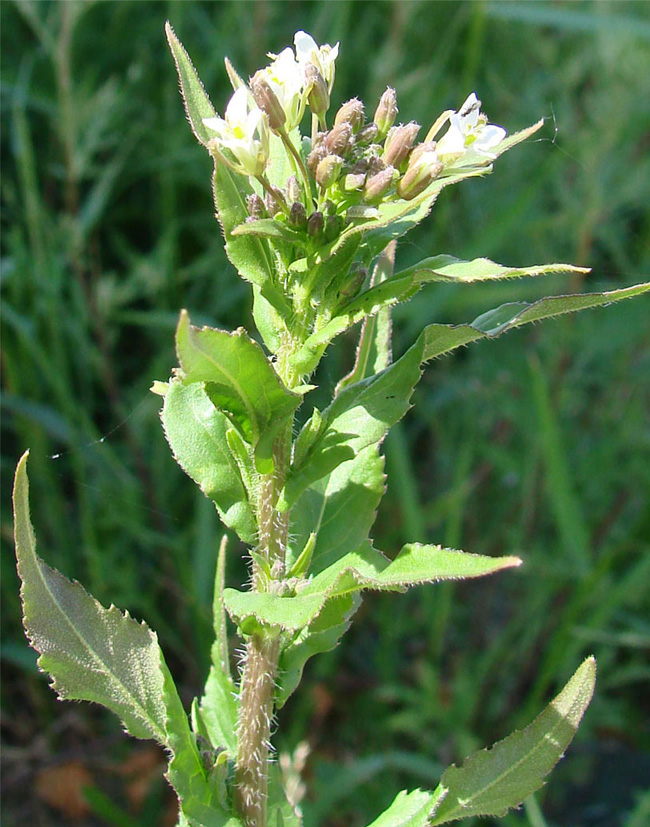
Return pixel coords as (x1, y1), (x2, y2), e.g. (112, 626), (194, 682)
(164, 658), (237, 827)
(267, 763), (303, 827)
(175, 311), (301, 469)
(292, 257), (590, 373)
(366, 789), (447, 827)
(213, 152), (276, 289)
(165, 23), (217, 148)
(419, 281), (650, 361)
(398, 255), (589, 284)
(224, 543), (521, 633)
(428, 657), (597, 823)
(288, 445), (386, 576)
(284, 343), (422, 508)
(13, 452), (167, 743)
(276, 592), (359, 708)
(198, 537), (239, 756)
(231, 218), (307, 247)
(161, 380), (257, 543)
(492, 118), (545, 158)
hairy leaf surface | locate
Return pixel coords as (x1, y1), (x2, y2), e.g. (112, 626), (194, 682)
(13, 452), (168, 743)
(225, 543), (520, 633)
(429, 658), (596, 823)
(366, 789), (446, 827)
(175, 311), (301, 470)
(161, 380), (257, 543)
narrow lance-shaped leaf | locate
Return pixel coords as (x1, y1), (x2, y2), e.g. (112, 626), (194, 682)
(13, 452), (168, 744)
(428, 657), (597, 823)
(224, 543), (521, 633)
(291, 256), (589, 373)
(165, 22), (217, 148)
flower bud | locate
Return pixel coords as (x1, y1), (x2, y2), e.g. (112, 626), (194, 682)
(334, 98), (365, 132)
(246, 193), (266, 220)
(382, 122), (421, 168)
(264, 187), (286, 217)
(364, 166), (396, 201)
(305, 63), (329, 117)
(286, 175), (302, 204)
(356, 122), (379, 145)
(307, 210), (324, 237)
(289, 201), (307, 229)
(396, 143), (443, 200)
(374, 87), (398, 140)
(316, 154), (344, 188)
(307, 143), (328, 175)
(325, 214), (344, 241)
(325, 122), (353, 157)
(250, 72), (286, 131)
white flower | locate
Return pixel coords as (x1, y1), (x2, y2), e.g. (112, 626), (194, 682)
(261, 46), (305, 131)
(294, 31), (339, 92)
(203, 87), (269, 176)
(436, 92), (506, 162)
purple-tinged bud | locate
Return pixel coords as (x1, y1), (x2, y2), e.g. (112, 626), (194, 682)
(250, 71), (286, 131)
(374, 87), (398, 140)
(305, 63), (329, 117)
(289, 201), (307, 228)
(343, 172), (366, 191)
(316, 154), (344, 188)
(264, 186), (286, 217)
(325, 123), (353, 157)
(286, 175), (302, 204)
(323, 200), (336, 216)
(356, 122), (379, 145)
(334, 98), (365, 132)
(397, 144), (443, 200)
(367, 155), (387, 175)
(307, 211), (324, 237)
(246, 193), (266, 220)
(325, 214), (344, 241)
(307, 143), (328, 175)
(383, 122), (421, 168)
(364, 166), (396, 201)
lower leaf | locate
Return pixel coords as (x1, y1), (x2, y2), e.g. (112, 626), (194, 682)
(428, 657), (597, 823)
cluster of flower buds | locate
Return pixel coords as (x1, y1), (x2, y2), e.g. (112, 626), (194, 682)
(204, 30), (507, 242)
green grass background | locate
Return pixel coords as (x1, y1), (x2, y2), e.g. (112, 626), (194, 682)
(2, 1), (649, 825)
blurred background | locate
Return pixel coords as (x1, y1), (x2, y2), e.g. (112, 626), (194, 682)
(2, 1), (649, 825)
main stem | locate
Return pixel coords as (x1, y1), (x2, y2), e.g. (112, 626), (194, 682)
(234, 349), (296, 827)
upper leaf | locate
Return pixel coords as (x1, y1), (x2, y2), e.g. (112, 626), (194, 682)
(175, 310), (302, 470)
(165, 23), (217, 148)
(13, 452), (168, 743)
(291, 256), (590, 373)
(428, 657), (597, 823)
(224, 543), (521, 634)
(161, 380), (257, 543)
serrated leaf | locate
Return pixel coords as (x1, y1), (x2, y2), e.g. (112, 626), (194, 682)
(366, 788), (447, 827)
(225, 543), (520, 634)
(161, 380), (257, 543)
(292, 257), (590, 373)
(165, 23), (217, 148)
(175, 311), (301, 469)
(13, 452), (167, 743)
(419, 281), (650, 360)
(429, 657), (597, 823)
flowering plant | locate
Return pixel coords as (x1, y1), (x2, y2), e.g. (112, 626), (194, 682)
(13, 25), (649, 827)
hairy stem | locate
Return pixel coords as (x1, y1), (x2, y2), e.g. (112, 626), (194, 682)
(234, 634), (280, 827)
